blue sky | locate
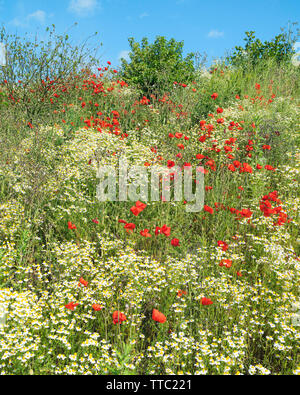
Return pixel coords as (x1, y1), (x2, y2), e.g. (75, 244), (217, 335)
(0, 0), (299, 67)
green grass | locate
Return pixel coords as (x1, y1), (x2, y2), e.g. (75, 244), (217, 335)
(0, 44), (299, 375)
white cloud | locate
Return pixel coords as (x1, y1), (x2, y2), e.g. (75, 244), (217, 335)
(9, 10), (47, 27)
(28, 10), (46, 24)
(118, 50), (130, 62)
(139, 12), (149, 19)
(207, 30), (224, 38)
(9, 17), (26, 27)
(68, 0), (100, 17)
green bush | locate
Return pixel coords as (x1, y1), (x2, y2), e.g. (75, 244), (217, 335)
(0, 24), (99, 125)
(227, 27), (299, 69)
(120, 36), (196, 96)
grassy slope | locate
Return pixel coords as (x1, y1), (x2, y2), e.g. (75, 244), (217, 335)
(0, 60), (299, 375)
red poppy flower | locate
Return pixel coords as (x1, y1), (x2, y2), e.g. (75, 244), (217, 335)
(211, 92), (218, 100)
(265, 165), (275, 171)
(140, 229), (152, 238)
(240, 163), (253, 173)
(65, 302), (79, 311)
(204, 205), (214, 214)
(161, 225), (171, 237)
(68, 221), (76, 230)
(130, 206), (142, 216)
(113, 311), (127, 324)
(218, 240), (228, 251)
(92, 304), (103, 311)
(136, 201), (147, 210)
(152, 309), (166, 323)
(238, 208), (253, 218)
(78, 277), (88, 287)
(167, 160), (175, 168)
(219, 259), (232, 268)
(228, 164), (236, 172)
(130, 201), (147, 216)
(171, 238), (180, 247)
(201, 297), (213, 305)
(124, 223), (135, 232)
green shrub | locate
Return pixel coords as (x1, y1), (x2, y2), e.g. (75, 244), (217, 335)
(120, 36), (196, 97)
(0, 24), (99, 125)
(227, 26), (299, 69)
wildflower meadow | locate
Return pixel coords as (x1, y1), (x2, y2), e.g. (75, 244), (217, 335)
(0, 22), (299, 376)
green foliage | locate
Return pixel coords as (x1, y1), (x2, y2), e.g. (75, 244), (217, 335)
(228, 26), (299, 68)
(0, 24), (100, 125)
(0, 91), (8, 109)
(190, 55), (300, 123)
(0, 25), (300, 375)
(120, 36), (196, 96)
